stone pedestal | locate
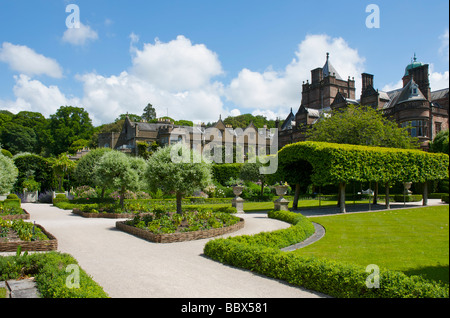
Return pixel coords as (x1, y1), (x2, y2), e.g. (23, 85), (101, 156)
(274, 197), (289, 211)
(274, 185), (289, 211)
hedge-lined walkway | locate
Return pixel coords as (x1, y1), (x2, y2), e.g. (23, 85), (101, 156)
(17, 203), (325, 298)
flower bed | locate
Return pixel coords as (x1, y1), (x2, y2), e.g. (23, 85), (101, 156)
(0, 208), (30, 220)
(117, 211), (244, 243)
(0, 220), (57, 252)
(72, 208), (145, 219)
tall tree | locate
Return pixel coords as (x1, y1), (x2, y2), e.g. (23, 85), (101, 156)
(48, 106), (94, 155)
(0, 122), (38, 154)
(305, 105), (419, 149)
(142, 103), (157, 122)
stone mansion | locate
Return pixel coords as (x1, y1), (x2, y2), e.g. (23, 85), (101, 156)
(278, 53), (449, 150)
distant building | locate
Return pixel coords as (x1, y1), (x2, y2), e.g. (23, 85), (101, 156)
(98, 116), (275, 159)
(278, 53), (449, 150)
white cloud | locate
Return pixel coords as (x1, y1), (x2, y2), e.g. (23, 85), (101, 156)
(0, 42), (63, 78)
(229, 109), (241, 117)
(62, 22), (98, 46)
(76, 71), (225, 126)
(381, 80), (403, 92)
(225, 34), (365, 113)
(131, 35), (224, 92)
(0, 74), (79, 117)
(430, 69), (449, 91)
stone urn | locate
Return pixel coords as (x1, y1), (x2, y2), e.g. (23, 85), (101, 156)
(232, 186), (244, 214)
(274, 185), (289, 211)
(275, 185), (289, 197)
(233, 186), (244, 197)
(403, 182), (412, 195)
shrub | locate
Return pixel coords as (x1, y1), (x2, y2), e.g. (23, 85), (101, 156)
(393, 194), (423, 202)
(203, 210), (449, 298)
(0, 154), (18, 195)
(38, 191), (54, 203)
(53, 194), (69, 205)
(442, 194), (449, 204)
(2, 194), (21, 208)
(0, 251), (109, 298)
(212, 164), (243, 185)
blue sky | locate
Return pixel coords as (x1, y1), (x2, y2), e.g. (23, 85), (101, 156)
(0, 0), (448, 126)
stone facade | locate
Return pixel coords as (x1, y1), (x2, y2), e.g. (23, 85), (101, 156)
(278, 53), (449, 150)
(99, 116), (274, 157)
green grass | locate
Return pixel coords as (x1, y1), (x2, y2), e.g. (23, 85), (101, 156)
(243, 200), (364, 212)
(0, 287), (6, 298)
(295, 205), (449, 284)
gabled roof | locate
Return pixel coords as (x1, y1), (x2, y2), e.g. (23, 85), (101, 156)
(382, 79), (427, 109)
(281, 108), (295, 131)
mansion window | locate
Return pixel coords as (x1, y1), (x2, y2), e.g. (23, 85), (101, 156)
(401, 120), (428, 137)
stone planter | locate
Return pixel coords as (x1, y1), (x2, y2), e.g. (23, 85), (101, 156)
(274, 185), (289, 211)
(275, 185), (289, 196)
(232, 186), (244, 214)
(0, 223), (57, 252)
(116, 217), (245, 243)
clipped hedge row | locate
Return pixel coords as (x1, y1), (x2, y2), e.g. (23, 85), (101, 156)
(0, 251), (108, 298)
(203, 210), (449, 298)
(442, 194), (449, 204)
(278, 141), (449, 186)
(211, 163), (243, 185)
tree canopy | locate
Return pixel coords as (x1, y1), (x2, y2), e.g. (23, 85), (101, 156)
(145, 144), (212, 214)
(48, 106), (94, 155)
(305, 105), (419, 149)
(278, 141), (449, 212)
(0, 154), (18, 194)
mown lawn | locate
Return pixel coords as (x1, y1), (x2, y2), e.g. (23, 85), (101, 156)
(294, 205), (449, 284)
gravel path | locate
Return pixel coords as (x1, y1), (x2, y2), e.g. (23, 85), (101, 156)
(14, 204), (325, 298)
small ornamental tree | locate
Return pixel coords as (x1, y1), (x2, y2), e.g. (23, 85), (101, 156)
(0, 153), (18, 195)
(145, 144), (212, 214)
(93, 151), (143, 208)
(239, 160), (268, 199)
(74, 148), (113, 188)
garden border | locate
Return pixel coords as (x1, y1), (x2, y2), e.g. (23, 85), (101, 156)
(0, 224), (58, 252)
(116, 217), (245, 243)
(0, 209), (30, 220)
(72, 208), (144, 219)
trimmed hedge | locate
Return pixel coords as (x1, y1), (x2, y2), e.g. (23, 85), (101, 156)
(203, 210), (449, 298)
(211, 163), (243, 185)
(0, 251), (108, 298)
(442, 194), (449, 204)
(1, 194), (21, 209)
(278, 141), (449, 186)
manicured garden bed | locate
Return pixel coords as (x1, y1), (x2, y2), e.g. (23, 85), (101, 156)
(0, 207), (30, 220)
(117, 211), (244, 243)
(0, 219), (57, 252)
